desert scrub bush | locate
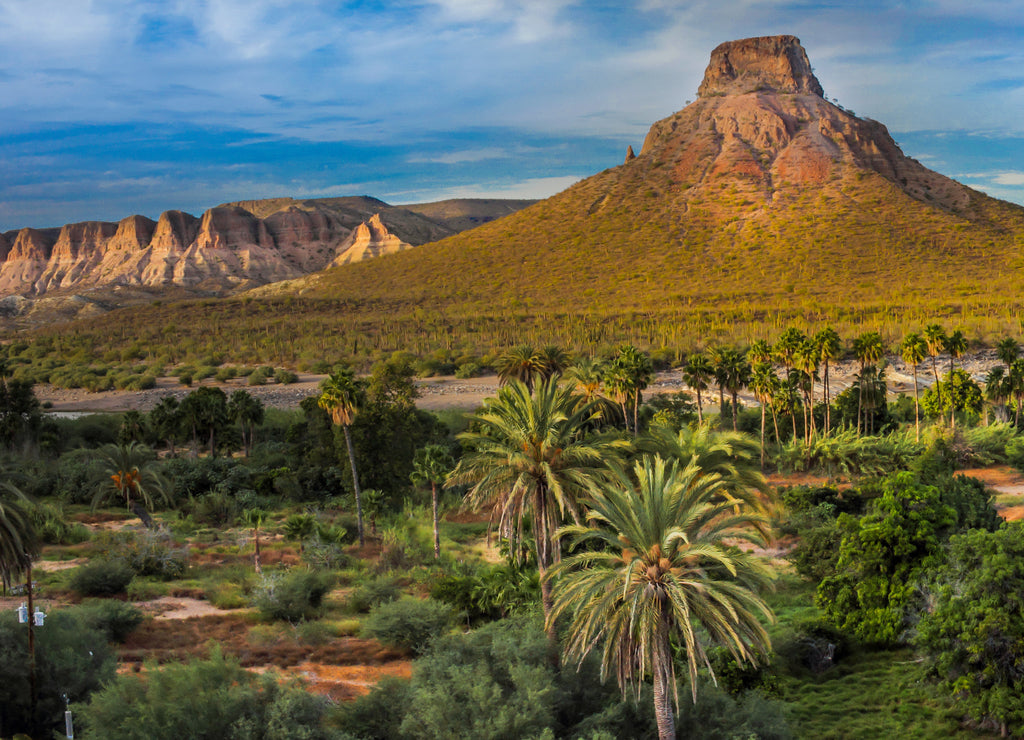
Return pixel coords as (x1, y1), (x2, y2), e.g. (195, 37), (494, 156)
(294, 620), (333, 646)
(69, 559), (135, 597)
(252, 570), (334, 623)
(94, 529), (189, 580)
(204, 580), (250, 610)
(360, 598), (454, 655)
(274, 368), (298, 384)
(75, 599), (144, 643)
(454, 362), (482, 379)
(348, 576), (401, 613)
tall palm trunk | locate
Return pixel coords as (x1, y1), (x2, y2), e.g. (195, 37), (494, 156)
(730, 389), (739, 431)
(912, 366), (921, 442)
(343, 424), (365, 546)
(431, 482), (440, 560)
(695, 388), (704, 425)
(759, 404), (766, 469)
(823, 359), (832, 432)
(535, 490), (559, 664)
(652, 613), (676, 740)
(253, 526), (262, 574)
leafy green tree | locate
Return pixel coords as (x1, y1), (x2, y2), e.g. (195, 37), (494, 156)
(447, 377), (622, 650)
(817, 472), (955, 644)
(916, 523), (1024, 738)
(901, 332), (928, 440)
(943, 329), (969, 426)
(179, 386), (230, 457)
(91, 443), (168, 529)
(0, 608), (115, 738)
(228, 389), (264, 457)
(681, 352), (714, 426)
(921, 369), (983, 425)
(318, 367), (367, 545)
(411, 444), (456, 559)
(548, 455), (774, 740)
(0, 377), (42, 451)
(77, 648), (341, 739)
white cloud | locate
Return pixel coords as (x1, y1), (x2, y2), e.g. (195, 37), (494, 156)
(408, 148), (510, 165)
(993, 172), (1024, 186)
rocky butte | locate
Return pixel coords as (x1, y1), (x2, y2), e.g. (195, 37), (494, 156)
(0, 197), (536, 322)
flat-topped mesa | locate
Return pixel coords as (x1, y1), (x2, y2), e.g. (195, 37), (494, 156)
(697, 35), (823, 98)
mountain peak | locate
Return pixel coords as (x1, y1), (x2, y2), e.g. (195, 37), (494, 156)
(697, 35), (823, 98)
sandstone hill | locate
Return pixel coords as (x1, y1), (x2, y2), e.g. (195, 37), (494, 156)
(20, 35), (1024, 360)
(0, 197), (534, 323)
(290, 35), (1024, 337)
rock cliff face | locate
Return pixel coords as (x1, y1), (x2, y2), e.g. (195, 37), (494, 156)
(0, 197), (529, 301)
(638, 35), (971, 212)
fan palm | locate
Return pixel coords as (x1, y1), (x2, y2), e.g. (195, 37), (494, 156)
(923, 324), (946, 389)
(318, 368), (367, 545)
(814, 326), (842, 432)
(901, 332), (928, 440)
(411, 444), (456, 559)
(851, 332), (883, 435)
(91, 442), (168, 529)
(997, 337), (1020, 370)
(497, 345), (543, 391)
(943, 329), (968, 427)
(748, 362), (780, 466)
(447, 377), (623, 648)
(228, 390), (265, 457)
(681, 353), (714, 426)
(548, 455), (774, 740)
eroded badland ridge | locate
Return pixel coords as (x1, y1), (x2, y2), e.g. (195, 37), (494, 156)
(0, 197), (534, 326)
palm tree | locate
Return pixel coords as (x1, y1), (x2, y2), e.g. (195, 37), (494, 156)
(923, 324), (946, 389)
(241, 508), (267, 573)
(901, 332), (928, 441)
(411, 444), (456, 560)
(773, 327), (806, 381)
(707, 346), (730, 422)
(446, 377), (623, 651)
(984, 366), (1010, 425)
(814, 327), (841, 432)
(497, 345), (542, 391)
(118, 410), (146, 445)
(318, 368), (367, 546)
(1010, 358), (1024, 426)
(547, 455), (774, 740)
(722, 349), (752, 432)
(944, 329), (968, 427)
(794, 339), (820, 441)
(228, 390), (264, 457)
(536, 345), (572, 383)
(638, 425), (769, 511)
(0, 483), (38, 591)
(179, 386), (229, 457)
(283, 512), (317, 556)
(851, 332), (883, 435)
(748, 362), (780, 466)
(680, 353), (713, 426)
(606, 345), (653, 435)
(148, 396), (181, 457)
(91, 442), (168, 529)
(997, 337), (1019, 371)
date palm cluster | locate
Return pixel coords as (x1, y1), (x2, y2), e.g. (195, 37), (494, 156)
(448, 358), (775, 740)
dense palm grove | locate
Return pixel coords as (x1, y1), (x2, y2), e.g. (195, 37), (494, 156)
(1, 325), (1024, 738)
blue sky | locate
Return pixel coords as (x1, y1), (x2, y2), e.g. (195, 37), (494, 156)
(1, 0), (1022, 231)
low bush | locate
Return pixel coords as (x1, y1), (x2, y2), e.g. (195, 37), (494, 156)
(94, 529), (189, 580)
(348, 576), (401, 613)
(360, 598), (453, 655)
(69, 559), (135, 597)
(252, 570), (333, 623)
(75, 599), (144, 642)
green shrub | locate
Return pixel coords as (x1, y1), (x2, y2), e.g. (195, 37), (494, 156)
(77, 648), (341, 740)
(275, 369), (299, 384)
(252, 570), (333, 623)
(75, 599), (144, 643)
(94, 529), (189, 580)
(361, 598), (453, 655)
(205, 581), (249, 610)
(454, 362), (481, 379)
(69, 559), (135, 596)
(348, 576), (401, 613)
